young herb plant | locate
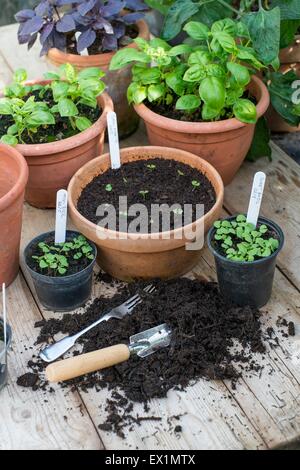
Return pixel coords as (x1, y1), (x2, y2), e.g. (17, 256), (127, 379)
(0, 64), (105, 145)
(139, 189), (149, 199)
(110, 19), (264, 124)
(15, 0), (148, 56)
(213, 214), (279, 262)
(32, 235), (94, 277)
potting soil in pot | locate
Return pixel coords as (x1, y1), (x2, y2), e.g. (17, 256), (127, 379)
(16, 277), (285, 437)
(77, 158), (216, 231)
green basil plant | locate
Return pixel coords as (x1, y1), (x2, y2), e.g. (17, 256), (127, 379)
(111, 19), (263, 124)
(0, 63), (105, 145)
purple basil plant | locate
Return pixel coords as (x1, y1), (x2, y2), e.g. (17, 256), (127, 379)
(15, 0), (148, 56)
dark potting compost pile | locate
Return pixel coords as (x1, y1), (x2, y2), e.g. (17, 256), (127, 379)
(77, 158), (216, 232)
(15, 277), (291, 438)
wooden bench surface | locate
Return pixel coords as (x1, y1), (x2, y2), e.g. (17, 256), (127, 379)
(0, 24), (300, 450)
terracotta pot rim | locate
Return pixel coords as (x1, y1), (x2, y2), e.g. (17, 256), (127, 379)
(134, 76), (270, 134)
(47, 19), (149, 67)
(13, 82), (113, 156)
(0, 143), (28, 212)
(68, 145), (224, 242)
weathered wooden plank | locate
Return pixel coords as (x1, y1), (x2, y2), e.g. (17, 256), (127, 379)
(196, 247), (300, 449)
(224, 142), (300, 290)
(19, 203), (266, 450)
(0, 273), (103, 450)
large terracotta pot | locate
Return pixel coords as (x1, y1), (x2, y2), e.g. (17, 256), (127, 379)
(68, 146), (224, 281)
(267, 36), (300, 132)
(134, 76), (270, 185)
(14, 80), (113, 209)
(47, 20), (150, 139)
(0, 144), (28, 287)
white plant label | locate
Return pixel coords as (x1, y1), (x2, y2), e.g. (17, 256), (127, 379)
(55, 189), (68, 244)
(246, 171), (266, 227)
(75, 32), (88, 56)
(107, 111), (121, 169)
(2, 283), (6, 350)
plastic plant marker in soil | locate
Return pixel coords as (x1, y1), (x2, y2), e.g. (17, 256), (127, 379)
(55, 190), (68, 244)
(16, 278), (276, 437)
(246, 172), (266, 227)
(77, 158), (216, 232)
(107, 111), (121, 170)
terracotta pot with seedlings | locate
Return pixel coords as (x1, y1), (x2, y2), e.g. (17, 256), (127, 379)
(110, 20), (270, 185)
(68, 146), (224, 281)
(0, 144), (28, 287)
(24, 230), (97, 311)
(0, 66), (113, 208)
(16, 1), (150, 139)
(207, 214), (284, 308)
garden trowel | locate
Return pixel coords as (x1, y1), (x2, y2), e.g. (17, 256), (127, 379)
(45, 323), (172, 383)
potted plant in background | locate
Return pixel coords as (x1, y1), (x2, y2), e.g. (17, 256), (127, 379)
(0, 64), (112, 208)
(110, 21), (270, 184)
(207, 214), (284, 308)
(15, 0), (150, 139)
(24, 230), (97, 311)
(67, 145), (224, 281)
(0, 144), (28, 287)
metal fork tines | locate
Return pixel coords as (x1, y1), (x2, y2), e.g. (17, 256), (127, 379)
(39, 284), (156, 363)
(106, 284), (156, 320)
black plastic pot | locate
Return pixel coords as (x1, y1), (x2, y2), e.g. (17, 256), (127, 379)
(207, 216), (284, 308)
(24, 230), (97, 312)
(0, 318), (12, 392)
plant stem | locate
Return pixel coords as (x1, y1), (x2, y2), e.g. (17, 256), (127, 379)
(215, 0), (240, 16)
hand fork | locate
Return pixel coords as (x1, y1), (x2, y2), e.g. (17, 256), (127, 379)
(39, 284), (156, 363)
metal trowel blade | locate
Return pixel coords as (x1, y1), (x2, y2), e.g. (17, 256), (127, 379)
(129, 323), (172, 358)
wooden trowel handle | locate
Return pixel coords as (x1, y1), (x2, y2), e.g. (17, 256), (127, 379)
(45, 344), (130, 383)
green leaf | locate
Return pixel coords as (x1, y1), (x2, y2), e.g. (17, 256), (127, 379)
(78, 67), (105, 80)
(199, 76), (225, 110)
(58, 267), (67, 275)
(75, 116), (92, 132)
(147, 84), (165, 102)
(127, 83), (147, 104)
(271, 0), (300, 20)
(0, 134), (18, 145)
(26, 110), (55, 127)
(7, 124), (18, 135)
(211, 18), (236, 35)
(43, 71), (61, 80)
(242, 7), (280, 64)
(13, 68), (27, 83)
(51, 81), (70, 101)
(162, 0), (199, 41)
(201, 103), (220, 120)
(110, 48), (150, 70)
(169, 44), (193, 56)
(0, 98), (13, 115)
(165, 70), (185, 95)
(132, 66), (161, 85)
(58, 98), (78, 117)
(149, 38), (171, 50)
(233, 98), (257, 124)
(183, 21), (209, 40)
(246, 117), (272, 162)
(60, 63), (76, 82)
(268, 71), (300, 126)
(183, 65), (206, 82)
(212, 31), (237, 53)
(39, 260), (48, 269)
(176, 94), (201, 111)
(280, 20), (300, 48)
(236, 46), (265, 69)
(188, 50), (211, 66)
(227, 62), (250, 87)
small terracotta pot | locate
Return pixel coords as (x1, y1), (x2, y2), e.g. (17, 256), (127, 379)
(0, 144), (28, 287)
(47, 20), (150, 139)
(133, 76), (270, 186)
(68, 146), (224, 280)
(267, 36), (300, 133)
(13, 80), (113, 208)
